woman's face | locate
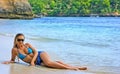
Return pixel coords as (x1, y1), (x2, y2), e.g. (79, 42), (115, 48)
(16, 35), (25, 46)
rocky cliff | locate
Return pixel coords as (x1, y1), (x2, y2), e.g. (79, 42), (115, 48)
(0, 0), (33, 19)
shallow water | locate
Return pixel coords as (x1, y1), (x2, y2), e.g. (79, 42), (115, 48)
(0, 17), (120, 74)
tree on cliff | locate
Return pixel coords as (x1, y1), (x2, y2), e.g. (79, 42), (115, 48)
(29, 0), (120, 16)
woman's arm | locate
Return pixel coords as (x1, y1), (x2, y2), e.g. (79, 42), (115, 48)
(2, 48), (17, 64)
(26, 43), (38, 66)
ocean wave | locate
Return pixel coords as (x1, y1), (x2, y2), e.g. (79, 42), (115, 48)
(27, 36), (110, 48)
(0, 32), (111, 48)
(0, 33), (14, 37)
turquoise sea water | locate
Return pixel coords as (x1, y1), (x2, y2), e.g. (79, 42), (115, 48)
(0, 17), (120, 73)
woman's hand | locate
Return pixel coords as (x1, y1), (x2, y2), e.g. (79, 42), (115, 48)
(2, 61), (11, 64)
(30, 62), (35, 66)
(2, 61), (15, 64)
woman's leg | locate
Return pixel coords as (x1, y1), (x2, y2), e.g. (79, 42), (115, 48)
(56, 61), (74, 67)
(40, 52), (78, 70)
(56, 61), (87, 70)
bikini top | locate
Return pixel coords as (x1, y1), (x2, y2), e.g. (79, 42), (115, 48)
(18, 48), (33, 60)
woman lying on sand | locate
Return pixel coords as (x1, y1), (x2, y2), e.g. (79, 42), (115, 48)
(3, 33), (87, 70)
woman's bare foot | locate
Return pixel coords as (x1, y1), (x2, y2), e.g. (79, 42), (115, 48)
(78, 67), (87, 70)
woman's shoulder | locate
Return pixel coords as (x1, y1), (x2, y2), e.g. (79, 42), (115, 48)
(12, 47), (17, 50)
(12, 47), (18, 52)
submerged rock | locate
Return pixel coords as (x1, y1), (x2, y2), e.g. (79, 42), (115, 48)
(0, 0), (33, 19)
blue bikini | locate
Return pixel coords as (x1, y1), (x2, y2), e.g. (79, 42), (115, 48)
(18, 48), (43, 65)
(36, 51), (43, 65)
(18, 48), (33, 60)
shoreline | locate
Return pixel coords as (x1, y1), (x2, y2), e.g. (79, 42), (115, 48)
(0, 14), (120, 19)
(34, 14), (120, 18)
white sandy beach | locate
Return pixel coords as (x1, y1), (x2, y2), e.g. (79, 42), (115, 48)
(0, 35), (95, 74)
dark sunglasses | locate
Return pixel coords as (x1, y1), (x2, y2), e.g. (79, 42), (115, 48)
(17, 39), (24, 42)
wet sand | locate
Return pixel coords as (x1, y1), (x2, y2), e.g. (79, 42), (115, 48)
(0, 35), (94, 74)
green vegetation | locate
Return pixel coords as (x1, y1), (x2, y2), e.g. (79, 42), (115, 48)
(28, 0), (120, 16)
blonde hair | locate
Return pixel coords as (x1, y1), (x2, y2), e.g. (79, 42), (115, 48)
(13, 33), (25, 48)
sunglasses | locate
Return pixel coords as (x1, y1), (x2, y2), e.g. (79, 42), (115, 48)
(17, 39), (24, 42)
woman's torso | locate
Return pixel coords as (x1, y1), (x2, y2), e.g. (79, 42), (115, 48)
(16, 45), (35, 63)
